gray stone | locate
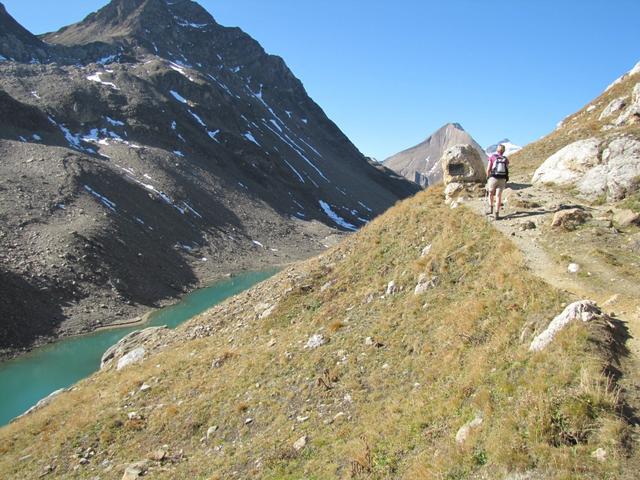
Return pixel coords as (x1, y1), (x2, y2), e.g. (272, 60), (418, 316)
(519, 221), (536, 231)
(122, 466), (143, 480)
(551, 208), (592, 230)
(304, 334), (326, 349)
(441, 143), (487, 186)
(414, 274), (438, 295)
(455, 415), (483, 445)
(386, 280), (398, 295)
(293, 435), (308, 451)
(206, 425), (219, 439)
(613, 209), (640, 227)
(529, 301), (604, 352)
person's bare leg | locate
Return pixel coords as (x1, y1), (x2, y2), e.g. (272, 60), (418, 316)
(489, 191), (495, 214)
(496, 189), (503, 219)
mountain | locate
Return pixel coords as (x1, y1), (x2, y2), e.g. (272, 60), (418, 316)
(383, 122), (486, 187)
(1, 186), (636, 478)
(0, 3), (49, 62)
(484, 138), (522, 156)
(0, 0), (419, 357)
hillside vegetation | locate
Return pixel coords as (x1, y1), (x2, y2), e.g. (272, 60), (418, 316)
(1, 187), (637, 479)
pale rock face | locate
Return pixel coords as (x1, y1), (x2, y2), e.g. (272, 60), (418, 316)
(529, 301), (603, 352)
(101, 326), (170, 370)
(117, 347), (146, 370)
(532, 137), (640, 201)
(600, 137), (640, 200)
(599, 97), (627, 120)
(532, 138), (601, 187)
(441, 144), (487, 186)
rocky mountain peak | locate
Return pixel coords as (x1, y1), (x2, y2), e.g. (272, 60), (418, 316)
(385, 122), (486, 187)
(45, 0), (185, 46)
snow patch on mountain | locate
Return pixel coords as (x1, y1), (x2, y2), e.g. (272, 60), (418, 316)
(485, 139), (522, 156)
(319, 200), (357, 231)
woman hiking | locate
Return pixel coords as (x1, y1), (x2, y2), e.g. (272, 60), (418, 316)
(486, 144), (509, 220)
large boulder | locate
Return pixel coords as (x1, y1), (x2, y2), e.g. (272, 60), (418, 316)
(532, 136), (640, 201)
(101, 326), (172, 371)
(440, 144), (487, 186)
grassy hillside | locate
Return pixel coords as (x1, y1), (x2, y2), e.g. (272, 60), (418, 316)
(0, 187), (637, 479)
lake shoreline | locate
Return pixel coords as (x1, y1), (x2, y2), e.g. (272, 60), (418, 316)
(0, 268), (283, 426)
(0, 261), (296, 364)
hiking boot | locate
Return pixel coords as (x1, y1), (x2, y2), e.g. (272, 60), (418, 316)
(494, 211), (500, 220)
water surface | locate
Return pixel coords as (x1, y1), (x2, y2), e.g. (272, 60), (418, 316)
(0, 269), (277, 426)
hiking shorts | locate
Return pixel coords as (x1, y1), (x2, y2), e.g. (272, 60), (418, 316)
(486, 177), (506, 194)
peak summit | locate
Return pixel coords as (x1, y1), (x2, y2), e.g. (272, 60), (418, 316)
(43, 0), (216, 47)
(385, 122), (486, 187)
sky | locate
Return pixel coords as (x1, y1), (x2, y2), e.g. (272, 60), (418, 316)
(3, 0), (640, 160)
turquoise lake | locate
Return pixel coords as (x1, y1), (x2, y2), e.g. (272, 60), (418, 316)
(0, 269), (277, 426)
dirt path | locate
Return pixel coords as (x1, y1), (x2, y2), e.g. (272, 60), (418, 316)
(465, 173), (640, 355)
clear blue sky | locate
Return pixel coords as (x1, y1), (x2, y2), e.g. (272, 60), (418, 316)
(4, 0), (640, 159)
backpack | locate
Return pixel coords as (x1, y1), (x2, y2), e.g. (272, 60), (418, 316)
(491, 155), (508, 178)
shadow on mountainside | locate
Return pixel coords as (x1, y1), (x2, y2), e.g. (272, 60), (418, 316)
(0, 267), (68, 353)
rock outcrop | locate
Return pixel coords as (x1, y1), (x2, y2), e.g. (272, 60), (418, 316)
(529, 301), (606, 352)
(100, 326), (172, 370)
(440, 143), (487, 205)
(532, 137), (640, 201)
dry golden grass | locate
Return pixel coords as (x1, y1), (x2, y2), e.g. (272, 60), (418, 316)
(0, 187), (636, 479)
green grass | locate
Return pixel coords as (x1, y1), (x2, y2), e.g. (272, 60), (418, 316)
(0, 188), (636, 479)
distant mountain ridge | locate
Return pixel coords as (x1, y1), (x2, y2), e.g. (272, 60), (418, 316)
(0, 0), (418, 356)
(384, 122), (487, 187)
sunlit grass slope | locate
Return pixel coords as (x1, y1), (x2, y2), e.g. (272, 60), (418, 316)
(0, 187), (635, 479)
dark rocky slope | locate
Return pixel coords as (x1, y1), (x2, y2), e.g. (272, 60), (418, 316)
(0, 0), (418, 357)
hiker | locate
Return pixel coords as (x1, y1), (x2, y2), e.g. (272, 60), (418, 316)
(486, 144), (509, 220)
